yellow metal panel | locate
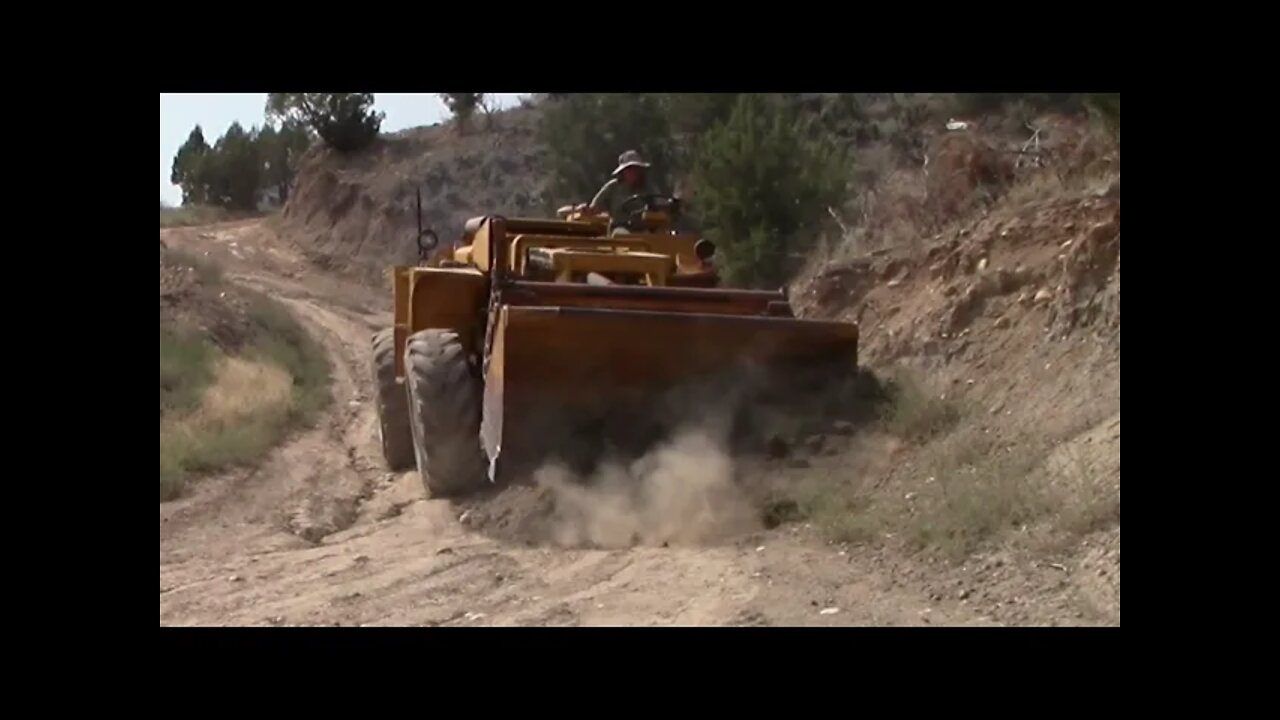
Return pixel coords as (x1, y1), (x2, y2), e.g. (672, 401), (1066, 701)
(392, 266), (411, 327)
(391, 266), (412, 378)
(481, 304), (859, 480)
(470, 219), (492, 272)
(548, 249), (672, 286)
(407, 267), (489, 353)
(510, 235), (653, 275)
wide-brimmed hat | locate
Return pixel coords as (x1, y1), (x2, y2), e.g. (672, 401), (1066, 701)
(611, 150), (651, 176)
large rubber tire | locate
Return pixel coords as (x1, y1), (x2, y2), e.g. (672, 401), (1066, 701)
(404, 329), (489, 497)
(371, 328), (416, 471)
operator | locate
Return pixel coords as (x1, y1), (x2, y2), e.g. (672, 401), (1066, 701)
(589, 150), (660, 234)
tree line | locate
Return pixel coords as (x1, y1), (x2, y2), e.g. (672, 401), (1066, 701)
(170, 93), (491, 212)
(169, 121), (312, 211)
(169, 93), (388, 211)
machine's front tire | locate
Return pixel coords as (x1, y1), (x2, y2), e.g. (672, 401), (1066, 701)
(372, 328), (416, 471)
(404, 329), (488, 497)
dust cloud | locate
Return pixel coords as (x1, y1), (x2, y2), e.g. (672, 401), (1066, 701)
(534, 421), (761, 549)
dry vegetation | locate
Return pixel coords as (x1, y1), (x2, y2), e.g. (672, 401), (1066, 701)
(776, 368), (1119, 567)
(159, 249), (330, 501)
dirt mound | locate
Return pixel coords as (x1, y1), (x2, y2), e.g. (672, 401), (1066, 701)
(277, 108), (548, 284)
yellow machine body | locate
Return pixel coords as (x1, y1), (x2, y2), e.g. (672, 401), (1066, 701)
(387, 211), (859, 483)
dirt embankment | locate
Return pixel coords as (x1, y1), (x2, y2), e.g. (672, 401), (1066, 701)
(783, 116), (1120, 624)
(274, 108), (547, 285)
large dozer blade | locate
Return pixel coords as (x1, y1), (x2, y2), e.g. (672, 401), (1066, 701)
(480, 282), (859, 482)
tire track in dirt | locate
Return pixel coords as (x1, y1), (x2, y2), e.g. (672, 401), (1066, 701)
(159, 289), (388, 562)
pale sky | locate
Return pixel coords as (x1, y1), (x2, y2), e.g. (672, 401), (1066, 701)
(159, 93), (528, 205)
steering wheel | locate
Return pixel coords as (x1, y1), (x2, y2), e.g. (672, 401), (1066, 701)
(618, 194), (680, 217)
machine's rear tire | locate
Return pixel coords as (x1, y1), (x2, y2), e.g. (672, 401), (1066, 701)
(404, 329), (488, 497)
(372, 328), (416, 471)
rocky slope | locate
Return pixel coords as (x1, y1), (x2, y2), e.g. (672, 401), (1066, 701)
(276, 107), (547, 285)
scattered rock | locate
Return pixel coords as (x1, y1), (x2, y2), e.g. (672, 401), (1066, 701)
(887, 279), (902, 288)
(229, 575), (244, 583)
(1034, 289), (1053, 303)
(831, 420), (855, 436)
(994, 316), (1010, 329)
(958, 588), (971, 600)
(819, 607), (841, 616)
(458, 510), (473, 524)
(977, 258), (989, 272)
(803, 435), (826, 453)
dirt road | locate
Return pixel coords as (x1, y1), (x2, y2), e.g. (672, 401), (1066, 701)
(159, 221), (1045, 627)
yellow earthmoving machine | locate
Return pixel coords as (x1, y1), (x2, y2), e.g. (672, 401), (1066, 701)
(370, 192), (860, 496)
